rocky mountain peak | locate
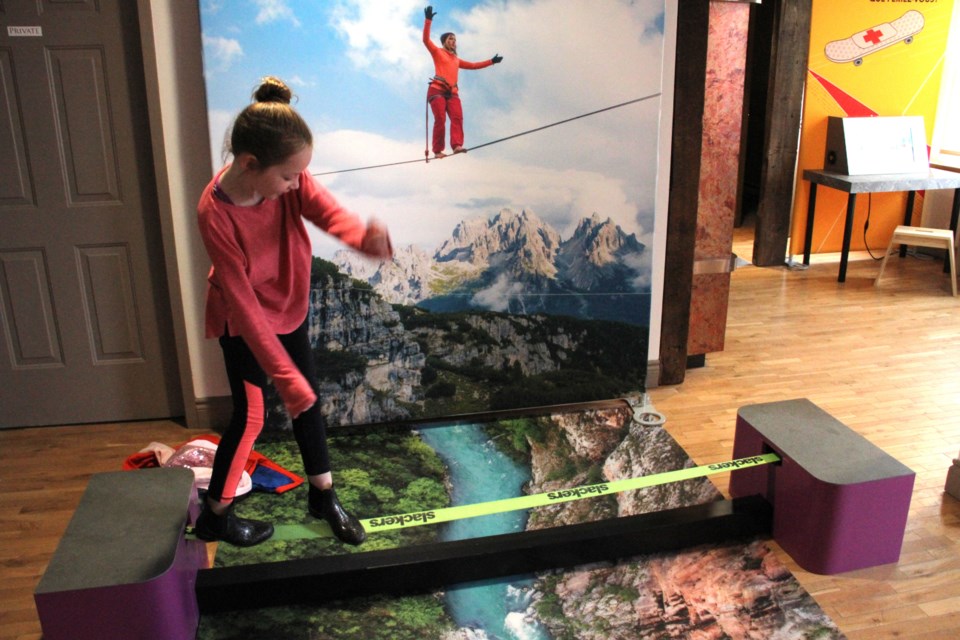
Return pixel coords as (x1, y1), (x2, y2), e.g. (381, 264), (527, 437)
(566, 213), (641, 265)
(335, 207), (647, 311)
(556, 213), (645, 290)
(434, 208), (561, 279)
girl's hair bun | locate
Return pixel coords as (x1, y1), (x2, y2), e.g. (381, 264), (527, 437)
(227, 75), (310, 168)
(253, 76), (293, 105)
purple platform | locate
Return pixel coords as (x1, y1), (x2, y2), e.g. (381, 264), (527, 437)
(729, 398), (915, 574)
(35, 468), (207, 640)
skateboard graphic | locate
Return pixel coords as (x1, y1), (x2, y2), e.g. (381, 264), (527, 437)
(825, 10), (924, 66)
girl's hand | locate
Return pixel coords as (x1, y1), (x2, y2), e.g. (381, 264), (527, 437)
(361, 218), (394, 259)
(271, 371), (317, 419)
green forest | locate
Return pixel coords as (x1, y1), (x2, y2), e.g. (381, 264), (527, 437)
(200, 427), (457, 638)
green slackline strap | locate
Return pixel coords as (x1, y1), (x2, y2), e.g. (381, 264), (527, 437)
(257, 453), (780, 542)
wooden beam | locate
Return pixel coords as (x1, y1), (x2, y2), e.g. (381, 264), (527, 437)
(754, 0), (812, 266)
(659, 0), (709, 385)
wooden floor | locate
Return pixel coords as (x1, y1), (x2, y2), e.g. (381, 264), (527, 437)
(2, 226), (960, 639)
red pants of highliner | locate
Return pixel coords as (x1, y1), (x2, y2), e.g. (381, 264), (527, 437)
(428, 87), (464, 154)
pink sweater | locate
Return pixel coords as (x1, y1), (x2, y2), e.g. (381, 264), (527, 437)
(197, 169), (369, 417)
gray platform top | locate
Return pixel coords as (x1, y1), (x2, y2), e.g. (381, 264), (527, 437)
(36, 468), (195, 593)
(802, 168), (960, 193)
(738, 398), (914, 485)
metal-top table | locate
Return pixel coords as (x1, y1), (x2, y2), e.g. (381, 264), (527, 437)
(802, 168), (960, 282)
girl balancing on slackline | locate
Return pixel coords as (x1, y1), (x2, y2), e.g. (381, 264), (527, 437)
(195, 76), (393, 547)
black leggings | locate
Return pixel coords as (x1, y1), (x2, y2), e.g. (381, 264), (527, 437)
(206, 318), (330, 502)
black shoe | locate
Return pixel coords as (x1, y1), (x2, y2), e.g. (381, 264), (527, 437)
(308, 485), (366, 545)
(194, 503), (274, 547)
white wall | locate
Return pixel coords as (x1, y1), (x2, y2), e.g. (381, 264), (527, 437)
(648, 0), (677, 383)
(139, 0), (230, 427)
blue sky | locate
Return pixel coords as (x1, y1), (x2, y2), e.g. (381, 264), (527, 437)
(200, 0), (666, 271)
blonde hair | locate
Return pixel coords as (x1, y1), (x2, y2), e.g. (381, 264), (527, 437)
(225, 76), (312, 168)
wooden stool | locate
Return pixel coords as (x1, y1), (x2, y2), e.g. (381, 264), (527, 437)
(875, 225), (957, 296)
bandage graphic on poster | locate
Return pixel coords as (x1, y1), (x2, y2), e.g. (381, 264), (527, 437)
(825, 10), (924, 66)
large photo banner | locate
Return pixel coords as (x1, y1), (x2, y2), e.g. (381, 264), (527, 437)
(199, 0), (666, 426)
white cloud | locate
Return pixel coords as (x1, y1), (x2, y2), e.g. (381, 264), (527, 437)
(454, 1), (664, 178)
(202, 35), (244, 73)
(253, 0), (301, 27)
(305, 127), (646, 259)
(207, 109), (236, 171)
(287, 75), (315, 89)
(321, 0), (664, 229)
(328, 1), (663, 131)
(623, 250), (653, 291)
(201, 0), (225, 14)
(329, 0), (427, 87)
(471, 274), (524, 312)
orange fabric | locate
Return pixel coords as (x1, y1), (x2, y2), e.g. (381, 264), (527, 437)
(121, 433), (304, 494)
(423, 18), (493, 95)
(124, 434), (222, 470)
(221, 381), (265, 500)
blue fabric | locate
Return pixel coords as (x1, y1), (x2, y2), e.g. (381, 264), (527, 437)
(251, 464), (297, 492)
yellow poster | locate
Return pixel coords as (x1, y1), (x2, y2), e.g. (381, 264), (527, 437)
(791, 0), (955, 256)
